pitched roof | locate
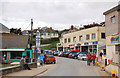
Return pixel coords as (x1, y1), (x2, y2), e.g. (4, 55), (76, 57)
(0, 23), (9, 31)
(1, 33), (29, 49)
(103, 4), (120, 15)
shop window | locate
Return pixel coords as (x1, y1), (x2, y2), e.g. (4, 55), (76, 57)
(86, 34), (90, 40)
(79, 35), (82, 41)
(101, 33), (105, 39)
(10, 52), (22, 59)
(92, 33), (96, 39)
(73, 37), (76, 42)
(64, 38), (67, 43)
(111, 15), (115, 23)
(68, 38), (71, 43)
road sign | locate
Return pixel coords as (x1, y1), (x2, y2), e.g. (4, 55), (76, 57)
(36, 36), (40, 48)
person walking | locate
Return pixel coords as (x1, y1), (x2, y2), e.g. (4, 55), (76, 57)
(20, 56), (31, 70)
(100, 52), (103, 59)
(87, 52), (91, 66)
(92, 53), (96, 66)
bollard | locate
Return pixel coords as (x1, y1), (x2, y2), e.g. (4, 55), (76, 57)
(112, 70), (116, 78)
(101, 64), (105, 71)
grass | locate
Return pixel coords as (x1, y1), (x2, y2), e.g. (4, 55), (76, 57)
(0, 64), (19, 68)
(40, 41), (60, 50)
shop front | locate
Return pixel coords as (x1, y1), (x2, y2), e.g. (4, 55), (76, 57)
(81, 41), (98, 55)
(106, 34), (120, 64)
(69, 44), (75, 51)
(1, 48), (33, 62)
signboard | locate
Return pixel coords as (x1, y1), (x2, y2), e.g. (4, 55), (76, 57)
(111, 36), (119, 43)
(36, 36), (40, 47)
(37, 55), (44, 62)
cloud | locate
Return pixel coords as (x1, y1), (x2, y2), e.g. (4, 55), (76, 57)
(0, 1), (119, 30)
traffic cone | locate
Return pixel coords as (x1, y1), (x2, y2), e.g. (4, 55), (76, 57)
(112, 70), (116, 78)
(95, 61), (98, 65)
(101, 64), (105, 71)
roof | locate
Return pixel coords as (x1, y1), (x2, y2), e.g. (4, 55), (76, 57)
(1, 33), (29, 49)
(103, 4), (120, 15)
(0, 23), (9, 31)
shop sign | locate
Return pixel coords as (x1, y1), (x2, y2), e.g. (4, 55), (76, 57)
(111, 36), (119, 43)
(84, 41), (98, 45)
(69, 44), (74, 47)
(36, 36), (40, 48)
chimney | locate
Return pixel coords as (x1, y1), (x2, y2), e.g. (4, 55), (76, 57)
(71, 25), (74, 30)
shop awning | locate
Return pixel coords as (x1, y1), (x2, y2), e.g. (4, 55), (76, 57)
(0, 49), (25, 51)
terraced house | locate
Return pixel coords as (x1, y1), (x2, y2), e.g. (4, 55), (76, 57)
(57, 26), (106, 57)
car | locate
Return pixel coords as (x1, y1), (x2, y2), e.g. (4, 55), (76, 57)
(44, 55), (56, 64)
(78, 54), (87, 61)
(65, 52), (71, 57)
(71, 52), (80, 59)
(53, 51), (59, 56)
(61, 52), (67, 57)
(68, 50), (80, 58)
(58, 51), (63, 56)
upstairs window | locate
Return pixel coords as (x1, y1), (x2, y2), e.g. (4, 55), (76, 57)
(86, 34), (90, 40)
(101, 33), (105, 39)
(68, 38), (71, 43)
(92, 33), (96, 39)
(64, 38), (67, 43)
(111, 15), (115, 23)
(79, 36), (82, 41)
(73, 37), (76, 42)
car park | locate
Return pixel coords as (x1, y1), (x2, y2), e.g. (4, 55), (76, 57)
(44, 55), (56, 64)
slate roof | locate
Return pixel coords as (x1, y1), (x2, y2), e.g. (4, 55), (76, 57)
(1, 33), (29, 49)
(103, 4), (120, 15)
(0, 23), (9, 31)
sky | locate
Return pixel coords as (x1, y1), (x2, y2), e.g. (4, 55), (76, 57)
(0, 0), (119, 30)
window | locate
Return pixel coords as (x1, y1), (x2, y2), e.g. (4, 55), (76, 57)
(48, 33), (50, 36)
(111, 15), (115, 23)
(64, 38), (67, 43)
(73, 37), (76, 42)
(10, 52), (22, 59)
(79, 36), (82, 41)
(92, 33), (96, 39)
(53, 33), (55, 36)
(68, 38), (71, 43)
(101, 33), (105, 39)
(86, 34), (90, 40)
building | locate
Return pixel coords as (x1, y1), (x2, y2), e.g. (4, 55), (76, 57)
(0, 33), (33, 62)
(103, 4), (120, 64)
(0, 23), (10, 33)
(57, 26), (106, 57)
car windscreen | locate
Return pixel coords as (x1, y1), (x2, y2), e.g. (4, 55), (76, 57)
(47, 56), (54, 58)
(70, 51), (79, 53)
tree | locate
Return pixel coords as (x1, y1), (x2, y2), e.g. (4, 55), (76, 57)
(10, 28), (22, 35)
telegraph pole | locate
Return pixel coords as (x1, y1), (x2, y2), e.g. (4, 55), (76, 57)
(30, 19), (33, 49)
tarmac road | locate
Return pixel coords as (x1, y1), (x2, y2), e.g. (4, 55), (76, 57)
(38, 57), (110, 76)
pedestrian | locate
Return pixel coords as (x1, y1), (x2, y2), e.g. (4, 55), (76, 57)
(92, 53), (96, 66)
(100, 52), (103, 59)
(87, 52), (91, 66)
(20, 56), (31, 70)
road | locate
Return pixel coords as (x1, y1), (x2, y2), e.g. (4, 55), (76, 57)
(38, 57), (110, 76)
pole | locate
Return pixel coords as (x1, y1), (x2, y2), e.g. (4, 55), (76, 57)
(30, 19), (33, 49)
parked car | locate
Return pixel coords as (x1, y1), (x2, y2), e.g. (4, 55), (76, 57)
(64, 52), (70, 57)
(53, 51), (59, 56)
(61, 52), (67, 57)
(44, 55), (56, 64)
(68, 50), (80, 58)
(78, 54), (87, 61)
(58, 51), (63, 56)
(71, 52), (80, 59)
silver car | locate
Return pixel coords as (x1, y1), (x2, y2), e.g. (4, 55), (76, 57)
(78, 54), (87, 61)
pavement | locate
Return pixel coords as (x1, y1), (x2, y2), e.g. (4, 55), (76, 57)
(3, 56), (110, 77)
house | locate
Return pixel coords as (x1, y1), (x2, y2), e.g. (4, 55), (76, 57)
(103, 4), (120, 64)
(0, 33), (33, 62)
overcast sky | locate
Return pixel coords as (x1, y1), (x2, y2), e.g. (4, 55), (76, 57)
(0, 0), (119, 30)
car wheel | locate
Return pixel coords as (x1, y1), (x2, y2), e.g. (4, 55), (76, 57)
(54, 62), (56, 64)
